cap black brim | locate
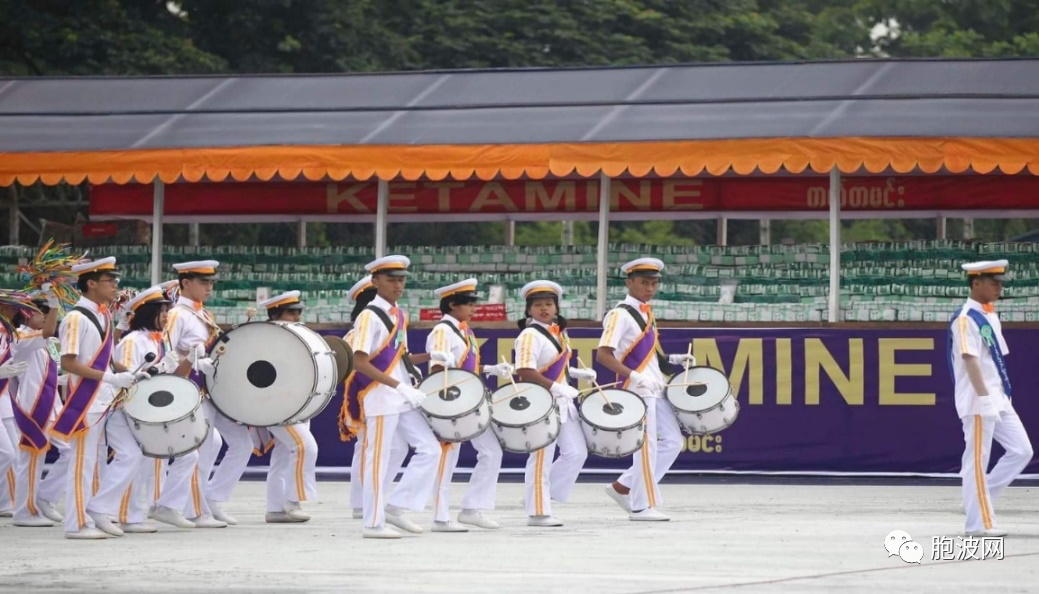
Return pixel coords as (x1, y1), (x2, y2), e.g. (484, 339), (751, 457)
(375, 270), (409, 277)
(627, 271), (661, 278)
(526, 291), (558, 300)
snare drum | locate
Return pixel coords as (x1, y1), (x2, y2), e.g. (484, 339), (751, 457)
(578, 388), (647, 458)
(123, 375), (210, 458)
(665, 366), (740, 435)
(205, 321), (338, 427)
(417, 369), (490, 442)
(489, 383), (559, 453)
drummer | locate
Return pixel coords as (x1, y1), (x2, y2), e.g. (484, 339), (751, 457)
(346, 255), (451, 539)
(258, 290), (319, 523)
(597, 258), (694, 522)
(512, 280), (596, 527)
(426, 279), (514, 532)
(105, 286), (185, 532)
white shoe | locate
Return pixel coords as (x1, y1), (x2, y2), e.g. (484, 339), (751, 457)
(966, 528), (1008, 537)
(121, 522), (159, 533)
(432, 520), (469, 533)
(629, 508), (670, 522)
(13, 515), (55, 527)
(87, 511), (125, 536)
(266, 511), (306, 523)
(191, 514), (228, 529)
(385, 509), (424, 534)
(65, 527), (111, 540)
(38, 500), (64, 523)
(147, 506), (156, 519)
(604, 485), (632, 513)
(153, 506), (196, 529)
(0, 509), (12, 518)
(457, 510), (500, 530)
(207, 500), (238, 525)
(527, 515), (563, 527)
(284, 502), (311, 522)
(352, 508), (363, 520)
(363, 525), (402, 539)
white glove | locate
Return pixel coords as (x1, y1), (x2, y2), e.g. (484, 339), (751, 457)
(0, 360), (28, 379)
(159, 351), (180, 374)
(102, 371), (138, 389)
(482, 362), (515, 379)
(41, 283), (60, 308)
(116, 310), (131, 332)
(668, 353), (697, 366)
(57, 374), (69, 388)
(976, 396), (1002, 423)
(396, 383), (427, 408)
(428, 351), (456, 368)
(628, 369), (664, 394)
(550, 382), (580, 400)
(568, 367), (598, 382)
(195, 357), (216, 376)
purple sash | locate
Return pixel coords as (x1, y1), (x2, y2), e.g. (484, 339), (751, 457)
(0, 346), (10, 402)
(52, 320), (114, 439)
(618, 317), (657, 389)
(539, 334), (571, 383)
(338, 308), (406, 441)
(458, 325), (480, 373)
(13, 356), (58, 452)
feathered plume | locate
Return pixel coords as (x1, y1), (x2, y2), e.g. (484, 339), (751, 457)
(17, 240), (87, 310)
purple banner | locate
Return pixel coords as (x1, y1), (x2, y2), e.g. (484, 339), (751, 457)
(274, 327), (1038, 475)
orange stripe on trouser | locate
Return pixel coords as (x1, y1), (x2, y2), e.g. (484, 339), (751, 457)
(974, 417), (993, 530)
(641, 438), (656, 508)
(119, 482), (133, 524)
(286, 426), (307, 502)
(26, 454), (39, 516)
(153, 459), (162, 504)
(6, 468), (14, 503)
(435, 443), (452, 511)
(92, 459), (100, 496)
(370, 417), (384, 524)
(74, 435), (86, 528)
(359, 431), (367, 487)
(534, 449), (545, 516)
(190, 465), (202, 518)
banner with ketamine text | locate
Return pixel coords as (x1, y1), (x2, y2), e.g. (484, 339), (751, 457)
(291, 326), (1038, 475)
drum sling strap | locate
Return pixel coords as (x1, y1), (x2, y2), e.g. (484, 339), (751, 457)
(73, 306), (114, 372)
(528, 324), (573, 385)
(365, 305), (423, 384)
(617, 304), (680, 376)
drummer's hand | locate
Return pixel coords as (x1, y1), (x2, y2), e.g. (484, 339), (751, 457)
(56, 374), (69, 388)
(102, 371), (137, 389)
(428, 351), (455, 368)
(568, 367), (597, 382)
(0, 360), (28, 379)
(482, 362), (514, 379)
(195, 357), (216, 376)
(159, 352), (180, 374)
(628, 370), (663, 394)
(668, 353), (696, 366)
(133, 370), (153, 381)
(549, 382), (580, 400)
(115, 310), (132, 332)
(189, 343), (207, 365)
(396, 383), (427, 407)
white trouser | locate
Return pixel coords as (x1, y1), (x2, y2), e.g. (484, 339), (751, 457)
(363, 410), (440, 529)
(961, 403), (1034, 533)
(120, 457), (165, 525)
(37, 438), (71, 506)
(549, 419), (587, 503)
(0, 416), (16, 511)
(434, 428), (502, 522)
(616, 397), (683, 511)
(88, 411), (146, 519)
(198, 400), (252, 504)
(349, 427), (408, 510)
(141, 457), (168, 511)
(14, 433), (71, 521)
(265, 423), (318, 513)
(63, 412), (104, 533)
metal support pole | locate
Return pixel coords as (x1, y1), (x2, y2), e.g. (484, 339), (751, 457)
(827, 168), (841, 323)
(150, 180), (165, 286)
(8, 186), (18, 245)
(716, 216), (728, 246)
(936, 216), (947, 240)
(188, 222), (200, 247)
(375, 179), (388, 257)
(963, 218), (975, 240)
(759, 219), (771, 245)
(298, 221), (307, 248)
(505, 220), (515, 247)
(595, 172), (611, 321)
(561, 221), (574, 246)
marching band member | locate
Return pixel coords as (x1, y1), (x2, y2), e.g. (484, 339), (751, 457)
(54, 258), (150, 539)
(426, 279), (514, 532)
(164, 260), (236, 528)
(0, 292), (35, 517)
(597, 258), (692, 522)
(950, 260), (1033, 537)
(346, 255), (448, 539)
(512, 280), (595, 527)
(343, 275), (409, 521)
(259, 291), (319, 523)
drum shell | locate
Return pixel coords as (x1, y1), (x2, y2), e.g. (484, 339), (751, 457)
(489, 384), (560, 453)
(425, 401), (491, 443)
(673, 394), (740, 435)
(418, 370), (492, 442)
(124, 376), (210, 458)
(578, 389), (647, 458)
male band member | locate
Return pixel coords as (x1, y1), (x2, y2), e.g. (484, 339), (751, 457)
(427, 279), (514, 531)
(55, 258), (150, 539)
(597, 258), (694, 522)
(258, 291), (319, 523)
(346, 255), (450, 539)
(949, 260), (1033, 537)
(512, 280), (596, 527)
(0, 292), (37, 518)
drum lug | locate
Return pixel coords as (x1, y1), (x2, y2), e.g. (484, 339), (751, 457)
(163, 423), (170, 433)
(167, 446), (175, 456)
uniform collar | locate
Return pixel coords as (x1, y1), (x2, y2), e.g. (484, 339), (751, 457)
(440, 313), (461, 327)
(76, 296), (105, 315)
(623, 294), (649, 309)
(966, 298), (996, 314)
(177, 296), (204, 311)
(370, 294), (396, 312)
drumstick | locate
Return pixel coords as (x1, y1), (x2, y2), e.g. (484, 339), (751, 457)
(576, 379), (624, 394)
(502, 355), (520, 396)
(491, 383), (538, 405)
(422, 372), (478, 396)
(576, 357), (613, 408)
(682, 343), (693, 386)
(668, 381), (708, 387)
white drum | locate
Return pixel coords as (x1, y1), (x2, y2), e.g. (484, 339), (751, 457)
(578, 388), (647, 458)
(489, 383), (559, 453)
(418, 369), (490, 442)
(205, 321), (338, 427)
(123, 374), (210, 458)
(665, 366), (740, 435)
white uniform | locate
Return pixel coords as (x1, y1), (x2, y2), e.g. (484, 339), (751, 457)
(0, 331), (18, 513)
(265, 420), (318, 513)
(599, 295), (684, 512)
(427, 314), (502, 521)
(349, 295), (440, 529)
(950, 298), (1034, 533)
(166, 296), (252, 518)
(514, 321), (587, 517)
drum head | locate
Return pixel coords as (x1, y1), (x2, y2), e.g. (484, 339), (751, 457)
(418, 369), (485, 418)
(206, 322), (316, 426)
(666, 366), (731, 412)
(490, 383), (553, 426)
(580, 388), (646, 429)
(323, 335), (353, 384)
(124, 375), (201, 423)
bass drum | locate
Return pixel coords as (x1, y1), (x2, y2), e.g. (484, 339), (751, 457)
(206, 321), (337, 426)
